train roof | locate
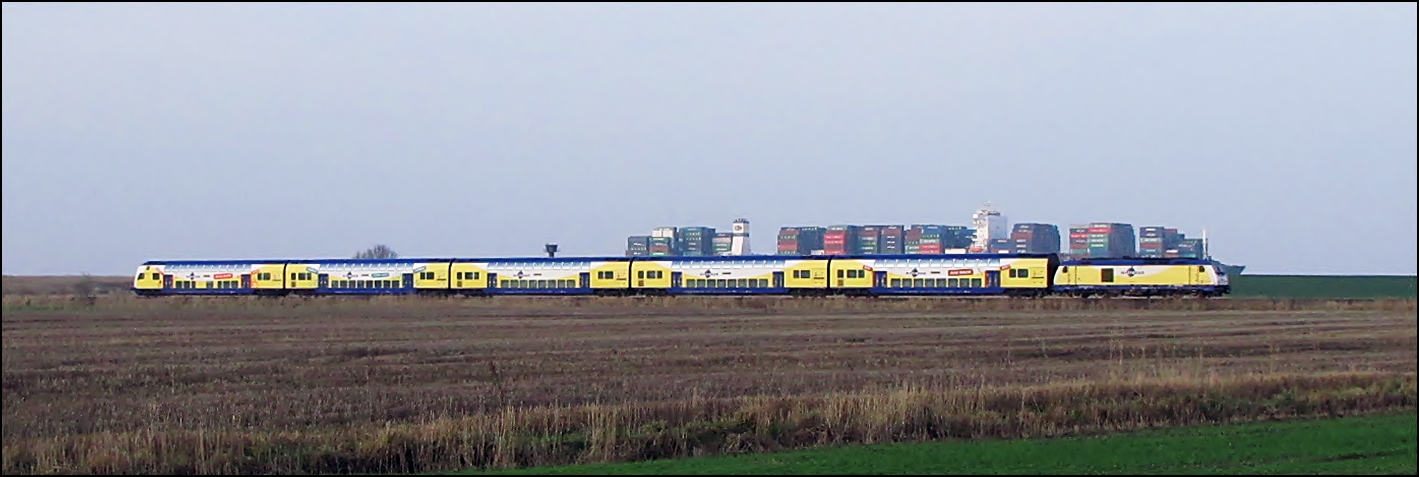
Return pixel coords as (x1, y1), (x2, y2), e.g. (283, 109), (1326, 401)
(284, 258), (458, 264)
(1060, 257), (1215, 265)
(141, 259), (296, 266)
(453, 256), (633, 263)
(828, 253), (1056, 260)
(142, 253), (1062, 267)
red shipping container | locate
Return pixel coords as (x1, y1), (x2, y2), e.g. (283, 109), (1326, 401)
(1010, 232), (1034, 240)
(1069, 233), (1089, 239)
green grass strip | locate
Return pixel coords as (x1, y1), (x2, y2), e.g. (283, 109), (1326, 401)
(1231, 275), (1417, 299)
(452, 412), (1417, 475)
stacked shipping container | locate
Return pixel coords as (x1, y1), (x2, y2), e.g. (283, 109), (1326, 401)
(649, 227), (677, 257)
(880, 225), (905, 254)
(1139, 226), (1204, 258)
(1067, 226), (1088, 257)
(777, 226), (825, 255)
(1072, 222), (1135, 258)
(855, 226), (882, 254)
(1009, 223), (1061, 254)
(905, 224), (968, 254)
(625, 236), (651, 257)
(823, 225), (858, 255)
(712, 232), (733, 256)
(649, 237), (674, 256)
(677, 226), (715, 257)
(1137, 226), (1168, 257)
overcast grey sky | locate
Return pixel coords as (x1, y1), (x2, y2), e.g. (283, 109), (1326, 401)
(3, 3), (1416, 276)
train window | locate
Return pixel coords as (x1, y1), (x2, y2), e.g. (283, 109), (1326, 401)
(1101, 269), (1115, 283)
(948, 278), (959, 287)
(759, 279), (769, 287)
(1059, 266), (1068, 273)
(637, 271), (645, 279)
(1019, 269), (1029, 278)
(291, 273), (297, 281)
(738, 279), (748, 288)
(837, 270), (845, 278)
(1197, 266), (1205, 272)
(891, 278), (902, 287)
(911, 278), (922, 287)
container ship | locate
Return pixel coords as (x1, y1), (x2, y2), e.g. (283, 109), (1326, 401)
(621, 206), (1244, 275)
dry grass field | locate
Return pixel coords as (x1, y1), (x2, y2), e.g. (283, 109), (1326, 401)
(2, 283), (1416, 474)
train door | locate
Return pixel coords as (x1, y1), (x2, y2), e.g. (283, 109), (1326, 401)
(163, 274), (173, 289)
(671, 272), (683, 289)
(487, 273), (498, 288)
(318, 274), (330, 289)
(874, 271), (887, 289)
(579, 272), (590, 289)
(772, 271), (785, 289)
(637, 270), (645, 287)
(403, 273), (415, 289)
(985, 270), (1000, 289)
(1191, 265), (1208, 286)
(241, 274), (251, 289)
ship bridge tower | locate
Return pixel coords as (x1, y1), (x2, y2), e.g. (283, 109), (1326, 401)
(730, 218), (751, 256)
(968, 203), (1008, 253)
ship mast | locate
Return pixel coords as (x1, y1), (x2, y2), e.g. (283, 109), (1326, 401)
(1202, 228), (1209, 259)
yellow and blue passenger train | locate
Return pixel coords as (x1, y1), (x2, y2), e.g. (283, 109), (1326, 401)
(132, 253), (1231, 298)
